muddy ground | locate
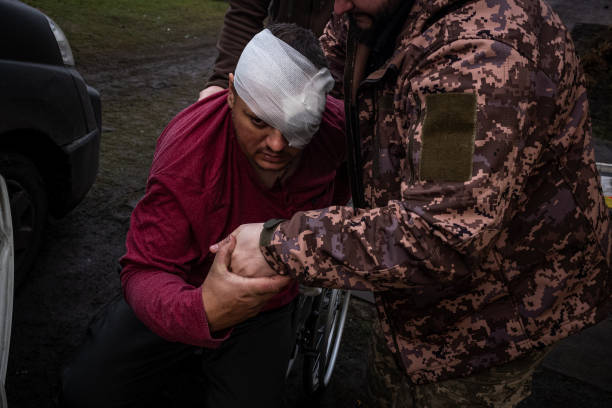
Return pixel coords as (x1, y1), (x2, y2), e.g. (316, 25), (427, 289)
(6, 5), (612, 408)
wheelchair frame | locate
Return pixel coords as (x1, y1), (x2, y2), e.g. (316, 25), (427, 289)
(286, 287), (351, 395)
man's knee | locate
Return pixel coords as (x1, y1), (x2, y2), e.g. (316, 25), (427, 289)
(58, 297), (179, 408)
(60, 363), (111, 408)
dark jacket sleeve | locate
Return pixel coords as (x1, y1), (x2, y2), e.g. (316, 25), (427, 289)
(205, 0), (271, 88)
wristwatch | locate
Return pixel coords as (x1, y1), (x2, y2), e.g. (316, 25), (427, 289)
(259, 218), (285, 247)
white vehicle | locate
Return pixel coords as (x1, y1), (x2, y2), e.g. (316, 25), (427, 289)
(0, 175), (14, 408)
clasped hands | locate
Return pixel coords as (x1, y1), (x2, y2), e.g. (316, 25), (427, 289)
(201, 223), (291, 332)
(210, 223), (278, 278)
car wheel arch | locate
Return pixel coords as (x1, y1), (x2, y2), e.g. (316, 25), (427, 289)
(0, 129), (71, 216)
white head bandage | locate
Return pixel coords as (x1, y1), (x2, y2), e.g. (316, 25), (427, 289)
(233, 29), (335, 149)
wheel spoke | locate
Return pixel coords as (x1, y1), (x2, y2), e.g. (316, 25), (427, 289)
(325, 313), (339, 357)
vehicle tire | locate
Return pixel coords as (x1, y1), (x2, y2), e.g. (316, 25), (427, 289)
(0, 152), (47, 290)
(302, 288), (351, 395)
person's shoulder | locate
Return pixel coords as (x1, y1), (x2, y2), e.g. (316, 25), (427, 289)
(428, 0), (564, 64)
(151, 90), (231, 180)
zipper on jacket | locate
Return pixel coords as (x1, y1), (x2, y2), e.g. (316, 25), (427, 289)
(344, 25), (366, 209)
(406, 100), (423, 185)
(372, 92), (380, 184)
(408, 135), (416, 184)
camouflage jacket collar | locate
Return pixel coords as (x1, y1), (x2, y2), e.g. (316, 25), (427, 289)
(361, 0), (476, 83)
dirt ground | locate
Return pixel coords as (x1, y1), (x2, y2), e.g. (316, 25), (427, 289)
(5, 4), (612, 408)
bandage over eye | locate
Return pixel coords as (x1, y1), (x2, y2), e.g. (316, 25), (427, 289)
(233, 29), (335, 149)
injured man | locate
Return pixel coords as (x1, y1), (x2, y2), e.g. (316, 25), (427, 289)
(61, 24), (349, 408)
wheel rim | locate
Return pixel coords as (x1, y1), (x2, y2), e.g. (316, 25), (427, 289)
(309, 289), (351, 389)
(322, 291), (350, 386)
(323, 290), (340, 357)
(6, 179), (36, 272)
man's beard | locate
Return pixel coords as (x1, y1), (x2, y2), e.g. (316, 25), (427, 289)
(348, 2), (397, 46)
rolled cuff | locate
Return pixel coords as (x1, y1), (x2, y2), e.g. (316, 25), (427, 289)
(191, 287), (233, 348)
(260, 224), (293, 277)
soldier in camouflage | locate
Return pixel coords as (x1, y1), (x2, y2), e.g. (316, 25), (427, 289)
(220, 0), (612, 406)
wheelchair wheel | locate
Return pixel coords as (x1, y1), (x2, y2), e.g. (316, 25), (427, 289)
(303, 288), (351, 394)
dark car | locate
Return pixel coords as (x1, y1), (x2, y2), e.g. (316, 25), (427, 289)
(0, 0), (101, 288)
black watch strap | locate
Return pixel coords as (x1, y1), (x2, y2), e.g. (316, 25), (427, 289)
(259, 218), (285, 247)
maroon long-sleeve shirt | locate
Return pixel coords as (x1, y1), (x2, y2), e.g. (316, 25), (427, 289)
(119, 90), (347, 347)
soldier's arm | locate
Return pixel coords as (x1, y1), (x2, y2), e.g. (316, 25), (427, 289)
(259, 39), (551, 291)
(204, 0), (270, 89)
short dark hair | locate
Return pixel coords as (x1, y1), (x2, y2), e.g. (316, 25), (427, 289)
(266, 23), (329, 70)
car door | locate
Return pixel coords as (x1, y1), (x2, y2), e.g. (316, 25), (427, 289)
(0, 174), (14, 408)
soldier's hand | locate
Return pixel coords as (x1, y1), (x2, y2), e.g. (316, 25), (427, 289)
(198, 85), (224, 101)
(202, 235), (290, 332)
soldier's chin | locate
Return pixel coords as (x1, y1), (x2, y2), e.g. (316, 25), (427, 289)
(352, 13), (374, 30)
(349, 14), (377, 44)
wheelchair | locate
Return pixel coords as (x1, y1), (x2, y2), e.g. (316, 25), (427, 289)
(286, 286), (351, 394)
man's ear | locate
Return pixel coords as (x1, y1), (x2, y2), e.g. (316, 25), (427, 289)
(227, 73), (235, 109)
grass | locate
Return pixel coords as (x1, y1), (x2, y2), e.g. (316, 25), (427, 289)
(23, 0), (228, 66)
(18, 2), (231, 222)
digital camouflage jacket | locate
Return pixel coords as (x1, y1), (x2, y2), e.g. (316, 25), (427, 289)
(260, 0), (612, 383)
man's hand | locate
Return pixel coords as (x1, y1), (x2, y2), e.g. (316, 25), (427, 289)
(210, 223), (276, 278)
(202, 235), (291, 332)
(198, 85), (224, 101)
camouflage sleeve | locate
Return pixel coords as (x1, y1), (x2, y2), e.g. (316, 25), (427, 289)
(319, 13), (348, 99)
(261, 39), (547, 291)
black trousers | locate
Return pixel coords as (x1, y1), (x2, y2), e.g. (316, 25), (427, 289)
(61, 296), (296, 408)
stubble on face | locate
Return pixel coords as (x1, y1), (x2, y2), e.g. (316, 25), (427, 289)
(349, 0), (402, 44)
(229, 97), (302, 189)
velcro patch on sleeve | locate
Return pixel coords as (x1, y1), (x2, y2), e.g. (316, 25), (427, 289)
(419, 92), (476, 182)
